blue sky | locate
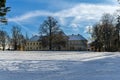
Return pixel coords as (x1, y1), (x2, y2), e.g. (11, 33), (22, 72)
(2, 0), (119, 40)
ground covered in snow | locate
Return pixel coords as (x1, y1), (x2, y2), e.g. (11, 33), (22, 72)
(0, 51), (120, 80)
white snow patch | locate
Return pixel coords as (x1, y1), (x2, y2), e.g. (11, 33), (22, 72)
(0, 51), (119, 72)
(0, 51), (118, 61)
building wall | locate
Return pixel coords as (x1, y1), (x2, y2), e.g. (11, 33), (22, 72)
(68, 40), (87, 51)
(25, 41), (42, 51)
(25, 35), (88, 51)
(25, 40), (87, 51)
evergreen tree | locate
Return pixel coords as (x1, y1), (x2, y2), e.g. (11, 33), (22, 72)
(0, 0), (10, 24)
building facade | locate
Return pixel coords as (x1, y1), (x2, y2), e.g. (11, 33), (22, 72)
(67, 34), (87, 51)
(25, 34), (87, 51)
(25, 35), (42, 51)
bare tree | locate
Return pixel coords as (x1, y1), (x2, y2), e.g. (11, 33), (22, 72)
(115, 16), (120, 51)
(0, 29), (8, 50)
(52, 31), (68, 50)
(116, 0), (120, 51)
(39, 16), (67, 50)
(92, 23), (103, 51)
(92, 13), (115, 51)
(11, 26), (24, 50)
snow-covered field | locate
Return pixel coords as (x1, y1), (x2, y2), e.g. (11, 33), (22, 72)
(0, 51), (120, 80)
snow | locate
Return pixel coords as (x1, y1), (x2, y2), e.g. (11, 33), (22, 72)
(0, 51), (119, 80)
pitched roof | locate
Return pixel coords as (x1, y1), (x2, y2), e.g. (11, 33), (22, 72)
(29, 35), (39, 41)
(68, 34), (87, 41)
(29, 34), (87, 41)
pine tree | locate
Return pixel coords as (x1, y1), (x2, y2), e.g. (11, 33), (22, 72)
(0, 0), (10, 24)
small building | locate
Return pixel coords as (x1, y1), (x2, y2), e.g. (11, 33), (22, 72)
(25, 35), (42, 51)
(67, 34), (87, 51)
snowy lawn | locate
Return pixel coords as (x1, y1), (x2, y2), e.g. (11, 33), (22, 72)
(0, 51), (120, 80)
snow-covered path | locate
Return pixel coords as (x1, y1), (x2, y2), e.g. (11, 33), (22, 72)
(0, 51), (119, 80)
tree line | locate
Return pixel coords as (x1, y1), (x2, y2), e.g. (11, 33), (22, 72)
(90, 0), (120, 52)
(91, 13), (120, 52)
(0, 26), (26, 50)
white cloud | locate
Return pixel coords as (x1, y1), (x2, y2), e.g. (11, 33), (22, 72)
(108, 0), (119, 4)
(13, 21), (37, 35)
(70, 23), (79, 28)
(8, 3), (119, 32)
(84, 25), (93, 34)
(55, 3), (119, 33)
(58, 17), (66, 25)
(55, 3), (118, 17)
(9, 11), (53, 22)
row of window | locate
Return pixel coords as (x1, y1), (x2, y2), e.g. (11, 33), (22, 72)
(27, 42), (41, 45)
(26, 47), (41, 50)
(69, 41), (85, 44)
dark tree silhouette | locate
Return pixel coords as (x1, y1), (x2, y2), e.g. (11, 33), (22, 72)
(116, 0), (120, 51)
(39, 16), (67, 50)
(0, 0), (10, 24)
(11, 26), (25, 50)
(92, 14), (116, 52)
(0, 29), (8, 50)
(115, 16), (120, 51)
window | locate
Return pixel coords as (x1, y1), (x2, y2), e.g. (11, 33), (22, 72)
(33, 43), (35, 45)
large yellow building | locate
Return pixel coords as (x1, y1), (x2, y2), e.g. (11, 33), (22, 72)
(25, 34), (87, 51)
(25, 35), (42, 51)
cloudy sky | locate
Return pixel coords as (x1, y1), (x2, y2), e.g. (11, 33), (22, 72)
(4, 0), (119, 39)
